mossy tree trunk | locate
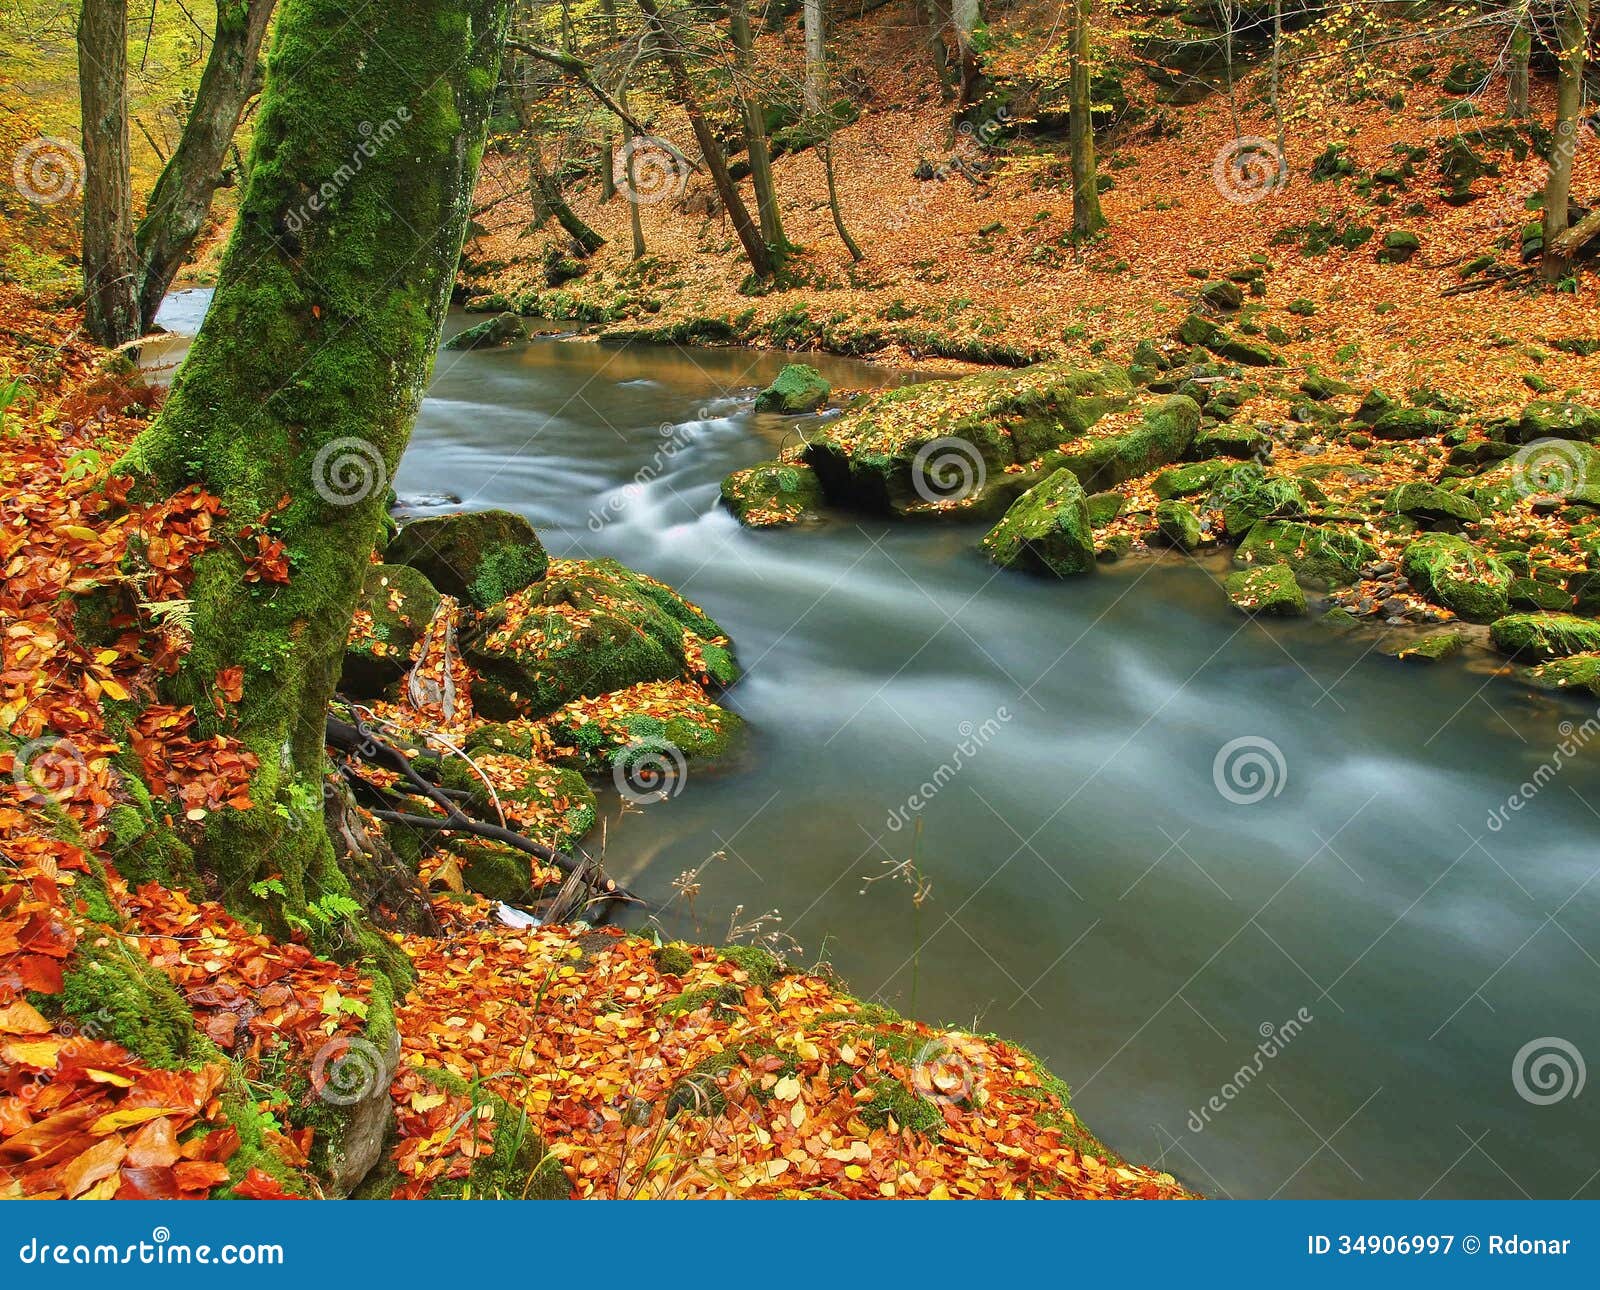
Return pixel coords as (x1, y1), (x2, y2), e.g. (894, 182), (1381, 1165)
(78, 0), (141, 347)
(1506, 9), (1530, 120)
(134, 0), (277, 329)
(1068, 0), (1106, 236)
(117, 0), (513, 960)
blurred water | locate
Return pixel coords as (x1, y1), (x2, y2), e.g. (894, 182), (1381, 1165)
(157, 293), (1600, 1198)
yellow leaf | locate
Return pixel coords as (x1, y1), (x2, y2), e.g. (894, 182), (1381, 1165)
(61, 525), (100, 542)
(99, 677), (130, 701)
(2, 1039), (62, 1068)
(90, 1106), (181, 1135)
(772, 1075), (802, 1102)
(85, 1068), (136, 1087)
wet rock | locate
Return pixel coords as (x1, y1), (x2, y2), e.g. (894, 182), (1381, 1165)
(1400, 532), (1511, 623)
(1086, 490), (1125, 527)
(981, 468), (1097, 577)
(444, 311), (528, 350)
(340, 564), (441, 699)
(1513, 399), (1600, 443)
(754, 364), (831, 414)
(387, 509), (548, 609)
(720, 461), (826, 528)
(1235, 520), (1375, 588)
(1154, 499), (1202, 551)
(1226, 564), (1307, 616)
(1386, 481), (1481, 527)
(1153, 458), (1232, 501)
(1491, 613), (1600, 661)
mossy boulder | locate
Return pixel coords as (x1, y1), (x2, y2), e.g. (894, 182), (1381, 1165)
(1400, 533), (1511, 622)
(1509, 576), (1573, 612)
(546, 683), (745, 774)
(1048, 394), (1202, 493)
(341, 563), (441, 698)
(1153, 458), (1231, 501)
(1371, 407), (1456, 440)
(720, 461), (826, 528)
(1216, 466), (1324, 538)
(1472, 441), (1600, 512)
(1235, 520), (1374, 588)
(1086, 490), (1124, 527)
(1389, 630), (1464, 662)
(444, 311), (528, 350)
(1201, 280), (1244, 310)
(1491, 613), (1600, 660)
(1154, 499), (1202, 551)
(387, 509), (549, 609)
(466, 558), (737, 719)
(802, 361), (1133, 518)
(1524, 653), (1600, 696)
(1226, 564), (1307, 616)
(1177, 313), (1281, 366)
(1513, 400), (1600, 443)
(981, 468), (1097, 577)
(753, 364), (831, 413)
(1192, 426), (1272, 459)
(1386, 481), (1481, 527)
(1377, 230), (1421, 263)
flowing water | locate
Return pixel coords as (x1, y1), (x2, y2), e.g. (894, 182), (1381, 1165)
(155, 289), (1600, 1199)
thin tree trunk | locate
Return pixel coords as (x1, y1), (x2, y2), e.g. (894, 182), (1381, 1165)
(1542, 0), (1590, 280)
(922, 0), (956, 101)
(619, 89), (647, 259)
(529, 142), (605, 254)
(116, 0), (514, 950)
(78, 0), (140, 346)
(634, 0), (775, 277)
(730, 0), (789, 257)
(135, 0), (276, 329)
(951, 0), (980, 104)
(820, 138), (863, 261)
(1507, 6), (1531, 120)
(1068, 0), (1105, 236)
(1270, 0), (1286, 163)
(804, 0), (826, 113)
(599, 133), (616, 202)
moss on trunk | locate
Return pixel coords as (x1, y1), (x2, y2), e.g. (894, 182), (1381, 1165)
(115, 0), (513, 967)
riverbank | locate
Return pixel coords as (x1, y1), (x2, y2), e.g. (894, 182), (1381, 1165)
(0, 283), (1189, 1199)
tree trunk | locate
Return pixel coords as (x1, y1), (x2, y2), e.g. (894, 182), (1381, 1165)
(803, 0), (826, 113)
(952, 0), (981, 104)
(730, 0), (790, 257)
(634, 0), (775, 277)
(529, 143), (606, 254)
(1068, 0), (1106, 236)
(78, 0), (140, 347)
(599, 133), (616, 202)
(1507, 8), (1531, 120)
(135, 0), (277, 330)
(1270, 0), (1286, 163)
(922, 0), (956, 101)
(115, 0), (514, 955)
(820, 138), (863, 261)
(1543, 0), (1591, 281)
(620, 92), (647, 259)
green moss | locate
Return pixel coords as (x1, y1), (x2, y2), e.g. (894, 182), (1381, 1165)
(981, 468), (1097, 577)
(1236, 521), (1375, 589)
(720, 461), (826, 528)
(858, 1077), (944, 1135)
(414, 1069), (567, 1199)
(1491, 613), (1600, 660)
(652, 943), (695, 976)
(60, 938), (201, 1069)
(1226, 563), (1308, 616)
(1401, 533), (1511, 622)
(718, 944), (786, 990)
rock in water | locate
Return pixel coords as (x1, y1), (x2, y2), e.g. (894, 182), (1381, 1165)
(720, 461), (826, 527)
(1226, 564), (1307, 616)
(753, 364), (831, 414)
(443, 311), (528, 350)
(386, 509), (549, 609)
(980, 468), (1097, 577)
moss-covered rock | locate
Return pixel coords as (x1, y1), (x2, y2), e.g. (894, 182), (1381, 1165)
(1509, 576), (1572, 612)
(1153, 458), (1231, 500)
(1491, 613), (1600, 660)
(1371, 407), (1456, 440)
(341, 563), (440, 698)
(1192, 426), (1272, 459)
(753, 363), (830, 413)
(1386, 481), (1481, 527)
(1226, 564), (1307, 616)
(1524, 652), (1600, 696)
(1472, 441), (1600, 512)
(1154, 499), (1202, 551)
(980, 468), (1097, 577)
(443, 311), (528, 350)
(1086, 490), (1124, 527)
(1514, 399), (1600, 443)
(1048, 394), (1202, 493)
(802, 361), (1133, 518)
(1389, 630), (1464, 662)
(1377, 230), (1421, 263)
(1401, 533), (1511, 622)
(1235, 520), (1374, 588)
(466, 559), (736, 720)
(1216, 466), (1324, 538)
(546, 680), (745, 774)
(386, 509), (548, 609)
(719, 460), (826, 528)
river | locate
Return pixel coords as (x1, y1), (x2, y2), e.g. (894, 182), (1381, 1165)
(154, 289), (1600, 1199)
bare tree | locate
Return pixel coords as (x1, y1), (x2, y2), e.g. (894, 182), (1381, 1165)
(1542, 0), (1593, 279)
(78, 0), (139, 346)
(1068, 0), (1105, 235)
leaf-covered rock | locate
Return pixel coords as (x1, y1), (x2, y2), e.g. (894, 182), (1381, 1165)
(981, 467), (1097, 577)
(386, 510), (549, 609)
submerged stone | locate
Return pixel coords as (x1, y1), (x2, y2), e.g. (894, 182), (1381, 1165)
(1389, 630), (1464, 662)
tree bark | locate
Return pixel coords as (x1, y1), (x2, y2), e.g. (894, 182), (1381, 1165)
(951, 0), (981, 104)
(730, 0), (790, 257)
(528, 142), (606, 254)
(1507, 7), (1531, 120)
(116, 0), (514, 954)
(804, 0), (826, 113)
(634, 0), (775, 277)
(1542, 0), (1591, 280)
(1068, 0), (1106, 236)
(78, 0), (141, 346)
(135, 0), (276, 330)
